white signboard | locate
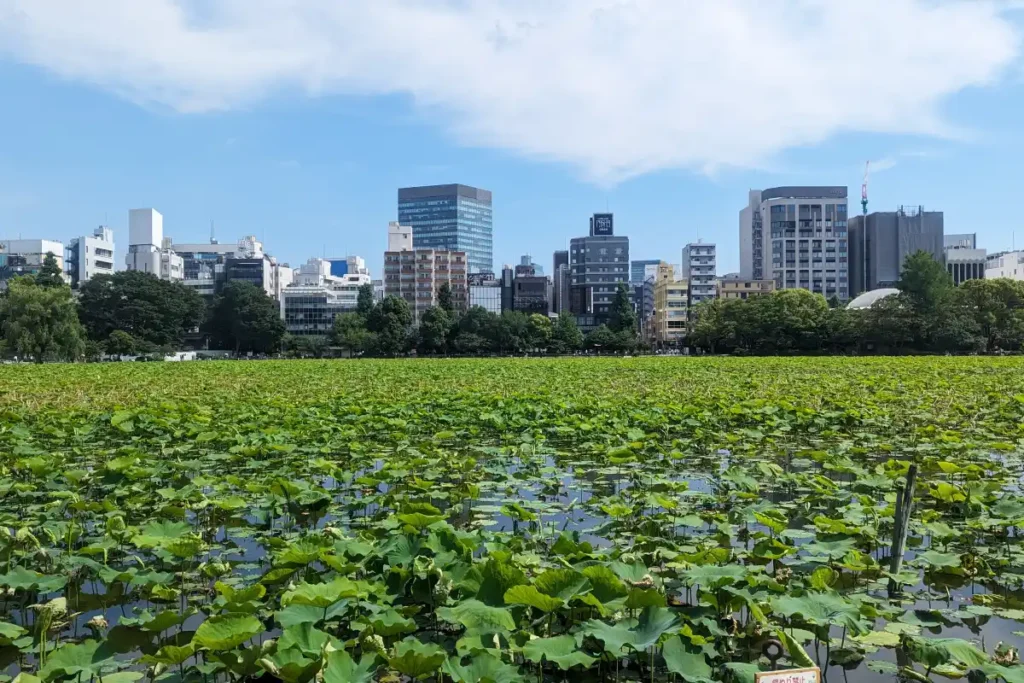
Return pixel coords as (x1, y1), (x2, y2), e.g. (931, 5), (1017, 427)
(755, 667), (820, 683)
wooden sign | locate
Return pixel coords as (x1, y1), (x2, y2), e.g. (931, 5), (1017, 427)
(755, 667), (821, 683)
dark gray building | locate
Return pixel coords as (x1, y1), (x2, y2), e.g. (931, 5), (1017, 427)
(397, 184), (493, 274)
(630, 259), (660, 285)
(553, 250), (568, 274)
(569, 213), (629, 317)
(848, 206), (944, 296)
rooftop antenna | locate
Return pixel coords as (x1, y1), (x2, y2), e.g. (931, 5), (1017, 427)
(861, 161), (870, 217)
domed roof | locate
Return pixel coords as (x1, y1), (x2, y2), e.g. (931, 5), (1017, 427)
(846, 288), (900, 310)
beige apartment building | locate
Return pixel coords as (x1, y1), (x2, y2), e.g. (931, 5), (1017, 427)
(718, 276), (775, 300)
(383, 249), (468, 324)
(652, 263), (689, 346)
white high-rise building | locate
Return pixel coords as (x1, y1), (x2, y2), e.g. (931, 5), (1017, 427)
(740, 186), (849, 300)
(388, 222), (413, 252)
(986, 251), (1024, 281)
(67, 226), (115, 287)
(283, 258), (372, 336)
(125, 209), (183, 281)
(681, 241), (717, 305)
(0, 238), (68, 287)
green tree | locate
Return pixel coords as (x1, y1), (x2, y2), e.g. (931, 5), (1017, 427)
(608, 282), (637, 334)
(367, 295), (413, 356)
(78, 271), (205, 348)
(0, 276), (84, 362)
(105, 329), (138, 356)
(437, 282), (454, 314)
(689, 299), (737, 354)
(208, 281), (286, 354)
(417, 306), (452, 355)
(956, 278), (1024, 353)
(494, 310), (531, 353)
(331, 312), (374, 356)
(550, 312), (583, 354)
(356, 283), (375, 318)
(898, 250), (953, 314)
(35, 252), (66, 289)
(585, 324), (617, 352)
(527, 313), (552, 351)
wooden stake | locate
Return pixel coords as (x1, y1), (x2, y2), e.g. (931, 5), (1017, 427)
(888, 463), (918, 598)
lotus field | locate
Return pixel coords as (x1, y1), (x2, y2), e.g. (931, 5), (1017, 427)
(1, 357), (1024, 683)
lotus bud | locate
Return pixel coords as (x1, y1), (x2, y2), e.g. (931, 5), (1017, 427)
(105, 515), (126, 535)
(258, 658), (279, 676)
(360, 634), (386, 656)
(86, 615), (108, 634)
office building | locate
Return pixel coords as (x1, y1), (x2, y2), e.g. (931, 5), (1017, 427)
(847, 207), (943, 296)
(944, 245), (986, 287)
(718, 274), (776, 300)
(173, 235), (293, 301)
(397, 184), (493, 273)
(569, 213), (630, 317)
(66, 226), (115, 288)
(631, 259), (661, 285)
(0, 238), (67, 286)
(945, 234), (977, 250)
(552, 263), (570, 315)
(387, 222), (413, 252)
(325, 255), (368, 278)
(740, 187), (849, 299)
(518, 254), (543, 276)
(652, 263), (688, 346)
(125, 209), (183, 281)
(681, 242), (717, 305)
(987, 251), (1024, 281)
(283, 258), (371, 336)
(383, 248), (468, 324)
(553, 250), (568, 274)
(512, 275), (551, 315)
(469, 272), (502, 314)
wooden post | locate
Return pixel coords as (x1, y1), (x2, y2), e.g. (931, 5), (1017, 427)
(888, 463), (918, 598)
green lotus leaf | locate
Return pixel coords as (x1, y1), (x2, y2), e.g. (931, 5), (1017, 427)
(504, 585), (562, 612)
(193, 613), (263, 650)
(389, 638), (447, 678)
(534, 569), (591, 601)
(522, 634), (596, 670)
(436, 599), (516, 632)
(662, 637), (714, 682)
(442, 652), (524, 683)
(322, 649), (376, 683)
(0, 567), (67, 593)
(282, 578), (360, 608)
(39, 640), (116, 680)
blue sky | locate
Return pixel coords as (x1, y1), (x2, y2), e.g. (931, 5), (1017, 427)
(1, 1), (1023, 277)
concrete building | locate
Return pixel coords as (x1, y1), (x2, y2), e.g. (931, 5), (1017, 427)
(553, 250), (568, 274)
(125, 209), (183, 281)
(173, 235), (292, 302)
(847, 206), (944, 296)
(282, 258), (371, 336)
(397, 184), (493, 274)
(718, 274), (776, 300)
(468, 272), (502, 314)
(986, 251), (1024, 281)
(0, 238), (67, 286)
(383, 248), (468, 324)
(569, 213), (629, 317)
(387, 222), (413, 253)
(740, 187), (849, 300)
(945, 247), (986, 286)
(552, 263), (570, 315)
(652, 263), (688, 346)
(681, 242), (717, 305)
(325, 255), (369, 278)
(630, 259), (661, 285)
(945, 234), (977, 250)
(512, 275), (551, 315)
(66, 226), (115, 287)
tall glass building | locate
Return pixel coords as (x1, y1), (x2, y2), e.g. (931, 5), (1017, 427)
(397, 184), (493, 274)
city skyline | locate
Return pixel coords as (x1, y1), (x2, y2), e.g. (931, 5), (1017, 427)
(2, 2), (1024, 278)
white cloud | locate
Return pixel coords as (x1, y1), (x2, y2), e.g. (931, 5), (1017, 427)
(0, 0), (1019, 183)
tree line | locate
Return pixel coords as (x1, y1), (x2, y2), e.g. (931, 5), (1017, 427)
(325, 281), (640, 357)
(690, 251), (1024, 355)
(4, 250), (1024, 361)
(0, 254), (289, 361)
